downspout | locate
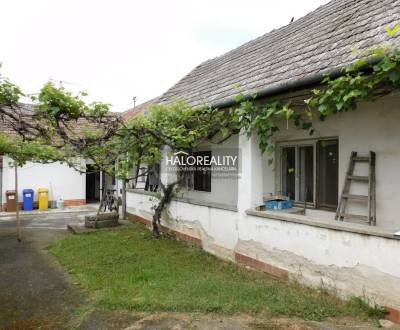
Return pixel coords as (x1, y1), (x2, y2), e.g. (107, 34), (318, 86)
(122, 178), (127, 220)
(121, 153), (128, 220)
(0, 156), (2, 212)
(99, 170), (103, 201)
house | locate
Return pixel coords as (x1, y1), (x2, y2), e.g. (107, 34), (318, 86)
(122, 98), (156, 122)
(126, 0), (400, 322)
(0, 104), (116, 210)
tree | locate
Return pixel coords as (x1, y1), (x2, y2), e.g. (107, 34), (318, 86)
(0, 74), (123, 239)
(116, 101), (240, 236)
(1, 34), (399, 239)
(0, 73), (240, 237)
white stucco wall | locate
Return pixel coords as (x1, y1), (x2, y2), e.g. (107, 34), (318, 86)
(262, 94), (400, 230)
(175, 135), (239, 208)
(157, 94), (400, 229)
(1, 156), (85, 204)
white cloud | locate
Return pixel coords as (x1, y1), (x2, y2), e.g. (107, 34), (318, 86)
(0, 0), (329, 111)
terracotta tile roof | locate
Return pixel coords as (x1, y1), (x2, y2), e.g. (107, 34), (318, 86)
(156, 0), (400, 106)
(122, 98), (156, 122)
(0, 103), (35, 137)
(0, 103), (119, 139)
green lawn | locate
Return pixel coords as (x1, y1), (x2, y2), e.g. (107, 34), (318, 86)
(49, 224), (380, 321)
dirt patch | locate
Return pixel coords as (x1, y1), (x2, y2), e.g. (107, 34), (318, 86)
(76, 310), (385, 330)
(0, 229), (85, 329)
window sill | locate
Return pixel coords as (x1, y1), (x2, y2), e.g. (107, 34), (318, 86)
(126, 188), (237, 212)
(246, 207), (400, 240)
(173, 195), (237, 212)
(126, 188), (157, 197)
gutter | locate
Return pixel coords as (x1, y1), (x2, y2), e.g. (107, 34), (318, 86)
(212, 55), (382, 109)
(212, 67), (345, 109)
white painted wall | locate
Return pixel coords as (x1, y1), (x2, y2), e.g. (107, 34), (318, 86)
(126, 190), (239, 256)
(175, 135), (239, 208)
(1, 156), (85, 203)
(262, 94), (400, 230)
(132, 94), (400, 229)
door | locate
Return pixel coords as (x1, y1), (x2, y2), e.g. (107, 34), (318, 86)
(317, 139), (339, 209)
(86, 165), (100, 203)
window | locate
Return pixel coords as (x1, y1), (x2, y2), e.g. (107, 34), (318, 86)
(280, 139), (338, 209)
(193, 151), (211, 192)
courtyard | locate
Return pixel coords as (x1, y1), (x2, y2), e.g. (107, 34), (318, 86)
(0, 213), (393, 329)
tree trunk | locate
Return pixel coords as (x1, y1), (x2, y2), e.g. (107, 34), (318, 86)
(122, 178), (127, 220)
(15, 164), (21, 242)
(152, 181), (177, 238)
(133, 161), (140, 188)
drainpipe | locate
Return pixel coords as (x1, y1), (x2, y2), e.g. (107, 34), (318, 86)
(15, 163), (21, 241)
(122, 178), (127, 220)
(0, 156), (2, 212)
(99, 170), (103, 201)
(119, 153), (128, 220)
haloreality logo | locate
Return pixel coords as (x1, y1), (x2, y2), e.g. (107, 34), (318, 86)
(164, 149), (240, 178)
(166, 150), (237, 167)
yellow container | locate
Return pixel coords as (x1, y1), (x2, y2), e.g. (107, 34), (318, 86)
(38, 188), (49, 210)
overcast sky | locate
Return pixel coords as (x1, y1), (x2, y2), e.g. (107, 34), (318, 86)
(1, 0), (329, 111)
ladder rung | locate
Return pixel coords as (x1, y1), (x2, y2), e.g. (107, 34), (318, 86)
(352, 156), (369, 162)
(342, 194), (369, 201)
(341, 213), (369, 221)
(347, 175), (369, 182)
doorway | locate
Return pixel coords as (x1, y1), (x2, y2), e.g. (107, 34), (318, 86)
(317, 139), (339, 209)
(86, 165), (100, 203)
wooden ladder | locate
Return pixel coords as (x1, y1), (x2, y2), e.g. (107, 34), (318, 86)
(335, 151), (376, 226)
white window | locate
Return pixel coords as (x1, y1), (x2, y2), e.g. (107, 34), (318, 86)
(278, 138), (338, 209)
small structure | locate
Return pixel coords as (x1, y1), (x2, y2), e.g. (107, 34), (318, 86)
(84, 188), (121, 228)
(84, 212), (119, 229)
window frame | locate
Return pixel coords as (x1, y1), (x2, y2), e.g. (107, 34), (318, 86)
(193, 150), (212, 192)
(276, 137), (338, 210)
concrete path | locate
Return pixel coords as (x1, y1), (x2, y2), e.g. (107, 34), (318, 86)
(0, 203), (99, 219)
(0, 208), (96, 231)
(0, 227), (85, 329)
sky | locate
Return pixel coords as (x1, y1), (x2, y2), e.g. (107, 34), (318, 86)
(0, 0), (329, 111)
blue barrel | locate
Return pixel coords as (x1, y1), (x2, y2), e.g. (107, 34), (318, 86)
(23, 189), (35, 211)
(265, 199), (293, 210)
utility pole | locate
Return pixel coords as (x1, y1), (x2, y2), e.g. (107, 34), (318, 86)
(122, 178), (127, 220)
(15, 163), (21, 241)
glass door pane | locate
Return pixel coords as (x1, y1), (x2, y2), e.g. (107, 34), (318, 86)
(317, 140), (339, 208)
(281, 147), (295, 200)
(299, 145), (314, 203)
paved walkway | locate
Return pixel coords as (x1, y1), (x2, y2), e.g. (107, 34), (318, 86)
(0, 227), (85, 329)
(0, 212), (93, 231)
(0, 204), (99, 219)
